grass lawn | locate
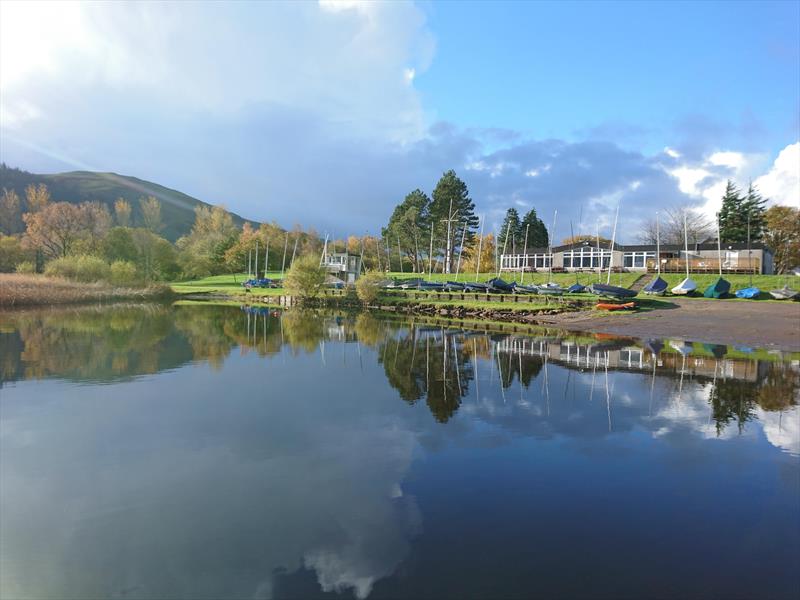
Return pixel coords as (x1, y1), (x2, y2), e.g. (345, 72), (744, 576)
(171, 272), (285, 295)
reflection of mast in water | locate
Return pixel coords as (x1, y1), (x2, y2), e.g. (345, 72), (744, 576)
(649, 354), (657, 418)
(453, 336), (463, 398)
(409, 325), (417, 375)
(425, 335), (430, 394)
(320, 339), (326, 367)
(605, 351), (612, 432)
(589, 358), (597, 403)
(542, 354), (550, 416)
(677, 352), (686, 402)
(442, 329), (447, 405)
(473, 337), (479, 403)
(708, 359), (718, 427)
(496, 339), (506, 403)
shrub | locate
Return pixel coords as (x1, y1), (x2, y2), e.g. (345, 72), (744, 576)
(0, 234), (31, 272)
(355, 271), (384, 304)
(284, 254), (327, 300)
(109, 260), (140, 286)
(15, 261), (36, 274)
(45, 255), (111, 283)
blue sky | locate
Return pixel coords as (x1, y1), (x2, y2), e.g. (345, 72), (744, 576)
(0, 0), (797, 242)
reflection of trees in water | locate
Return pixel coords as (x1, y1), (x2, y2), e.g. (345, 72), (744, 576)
(1, 304), (177, 383)
(3, 305), (798, 434)
(708, 362), (799, 435)
(377, 328), (475, 423)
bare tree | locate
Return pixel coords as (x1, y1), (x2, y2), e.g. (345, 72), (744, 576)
(638, 206), (713, 246)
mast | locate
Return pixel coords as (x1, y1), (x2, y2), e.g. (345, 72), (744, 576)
(656, 212), (661, 276)
(521, 222), (530, 284)
(716, 213), (722, 277)
(596, 220), (601, 281)
(281, 232), (288, 276)
(265, 240), (269, 277)
(254, 239), (259, 279)
(683, 212), (690, 280)
(747, 212), (752, 286)
(429, 223), (434, 275)
(397, 235), (403, 274)
(569, 220), (578, 284)
(498, 220), (511, 277)
(475, 215), (484, 282)
(549, 210), (557, 284)
(455, 221), (467, 280)
(606, 202), (619, 285)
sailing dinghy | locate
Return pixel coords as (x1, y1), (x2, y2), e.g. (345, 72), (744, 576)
(769, 285), (798, 300)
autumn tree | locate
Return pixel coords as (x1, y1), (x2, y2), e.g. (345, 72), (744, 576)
(22, 202), (85, 258)
(0, 188), (23, 234)
(461, 232), (496, 275)
(114, 198), (132, 227)
(139, 196), (162, 233)
(176, 205), (238, 278)
(284, 253), (327, 300)
(763, 205), (800, 274)
(24, 183), (50, 213)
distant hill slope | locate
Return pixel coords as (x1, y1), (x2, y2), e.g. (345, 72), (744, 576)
(0, 165), (258, 241)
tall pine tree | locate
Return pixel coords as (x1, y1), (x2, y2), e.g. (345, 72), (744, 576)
(430, 170), (479, 273)
(382, 189), (431, 272)
(521, 207), (549, 249)
(498, 208), (522, 254)
(743, 182), (767, 242)
(718, 180), (746, 242)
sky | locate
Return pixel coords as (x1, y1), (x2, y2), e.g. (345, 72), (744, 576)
(0, 0), (798, 242)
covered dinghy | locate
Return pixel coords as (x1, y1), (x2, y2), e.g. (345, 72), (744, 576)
(703, 277), (731, 299)
(642, 276), (668, 295)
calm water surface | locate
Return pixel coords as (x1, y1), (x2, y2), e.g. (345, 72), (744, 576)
(1, 304), (798, 600)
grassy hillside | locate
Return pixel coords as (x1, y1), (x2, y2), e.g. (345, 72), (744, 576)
(0, 165), (258, 241)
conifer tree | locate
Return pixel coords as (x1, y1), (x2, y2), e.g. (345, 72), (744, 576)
(498, 208), (522, 253)
(429, 170), (479, 273)
(718, 180), (746, 242)
(742, 182), (767, 242)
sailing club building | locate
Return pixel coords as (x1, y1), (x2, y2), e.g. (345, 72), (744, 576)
(499, 240), (775, 274)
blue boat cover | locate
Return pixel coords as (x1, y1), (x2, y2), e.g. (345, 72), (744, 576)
(734, 287), (760, 299)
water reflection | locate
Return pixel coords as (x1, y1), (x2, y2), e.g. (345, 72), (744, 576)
(1, 304), (798, 599)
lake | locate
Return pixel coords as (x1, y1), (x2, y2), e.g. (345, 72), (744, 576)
(1, 304), (798, 600)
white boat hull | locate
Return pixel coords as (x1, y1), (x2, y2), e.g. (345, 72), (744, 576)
(671, 277), (697, 295)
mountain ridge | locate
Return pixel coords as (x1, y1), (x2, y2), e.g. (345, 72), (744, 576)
(0, 165), (259, 241)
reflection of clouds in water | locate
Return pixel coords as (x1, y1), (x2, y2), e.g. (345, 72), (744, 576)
(757, 407), (800, 456)
(0, 366), (422, 600)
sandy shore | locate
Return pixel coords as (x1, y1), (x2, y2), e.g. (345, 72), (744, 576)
(535, 297), (800, 351)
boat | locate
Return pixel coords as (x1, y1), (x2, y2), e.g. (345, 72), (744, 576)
(703, 277), (730, 299)
(769, 285), (799, 300)
(642, 212), (667, 296)
(512, 282), (539, 294)
(442, 281), (466, 291)
(567, 283), (586, 293)
(589, 283), (637, 299)
(642, 276), (668, 295)
(670, 340), (693, 356)
(671, 212), (697, 295)
(463, 282), (490, 292)
(703, 218), (730, 299)
(535, 284), (565, 295)
(398, 278), (425, 289)
(671, 277), (697, 295)
(735, 287), (760, 299)
(487, 277), (515, 292)
(596, 301), (636, 311)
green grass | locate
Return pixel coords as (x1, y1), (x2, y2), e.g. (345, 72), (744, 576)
(171, 272), (285, 295)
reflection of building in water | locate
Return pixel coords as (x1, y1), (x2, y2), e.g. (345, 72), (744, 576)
(494, 336), (777, 384)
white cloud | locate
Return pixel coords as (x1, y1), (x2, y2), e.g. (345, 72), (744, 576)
(755, 142), (800, 208)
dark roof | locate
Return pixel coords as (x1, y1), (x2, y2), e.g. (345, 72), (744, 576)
(506, 241), (772, 255)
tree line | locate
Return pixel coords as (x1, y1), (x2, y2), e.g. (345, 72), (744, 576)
(0, 183), (324, 281)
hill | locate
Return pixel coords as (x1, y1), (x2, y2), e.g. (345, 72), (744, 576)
(0, 165), (258, 241)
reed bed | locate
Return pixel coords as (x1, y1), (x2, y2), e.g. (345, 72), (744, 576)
(0, 274), (174, 307)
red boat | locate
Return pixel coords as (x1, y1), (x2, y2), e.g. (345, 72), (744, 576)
(595, 301), (636, 311)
